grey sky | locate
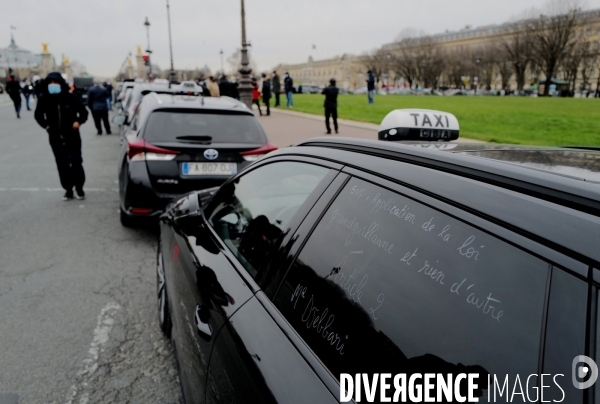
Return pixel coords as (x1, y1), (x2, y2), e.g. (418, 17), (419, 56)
(2, 0), (600, 77)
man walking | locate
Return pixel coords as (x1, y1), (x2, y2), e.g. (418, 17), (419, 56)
(87, 81), (111, 135)
(103, 82), (113, 110)
(261, 73), (271, 116)
(34, 72), (89, 201)
(284, 72), (294, 108)
(322, 78), (339, 134)
(22, 80), (34, 111)
(6, 75), (22, 118)
(272, 71), (281, 107)
(366, 70), (376, 104)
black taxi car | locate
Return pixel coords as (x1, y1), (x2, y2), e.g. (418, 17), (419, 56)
(117, 92), (275, 226)
(157, 115), (600, 403)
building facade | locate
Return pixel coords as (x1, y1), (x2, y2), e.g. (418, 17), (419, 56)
(272, 9), (600, 93)
(273, 54), (368, 91)
(0, 35), (81, 83)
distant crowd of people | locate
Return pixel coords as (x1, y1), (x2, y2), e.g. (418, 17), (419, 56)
(5, 75), (45, 118)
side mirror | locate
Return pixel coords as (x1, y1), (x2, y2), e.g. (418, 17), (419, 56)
(112, 114), (126, 126)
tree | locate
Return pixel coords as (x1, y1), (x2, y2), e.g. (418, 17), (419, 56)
(362, 48), (391, 85)
(393, 38), (420, 88)
(532, 0), (581, 95)
(226, 48), (257, 76)
(414, 37), (445, 89)
(502, 20), (535, 92)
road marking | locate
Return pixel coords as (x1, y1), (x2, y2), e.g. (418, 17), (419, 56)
(66, 302), (121, 404)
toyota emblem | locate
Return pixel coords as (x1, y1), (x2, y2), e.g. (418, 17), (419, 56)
(204, 149), (219, 160)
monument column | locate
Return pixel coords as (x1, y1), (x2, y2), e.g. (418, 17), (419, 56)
(135, 46), (145, 79)
(127, 57), (135, 79)
(40, 43), (53, 77)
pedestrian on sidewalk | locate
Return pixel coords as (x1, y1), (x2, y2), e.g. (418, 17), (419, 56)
(22, 80), (34, 111)
(86, 80), (112, 135)
(34, 72), (89, 201)
(6, 75), (22, 118)
(261, 73), (271, 116)
(366, 70), (375, 104)
(272, 71), (281, 107)
(251, 78), (262, 116)
(104, 82), (113, 110)
(322, 78), (339, 134)
(284, 72), (294, 108)
(207, 76), (220, 97)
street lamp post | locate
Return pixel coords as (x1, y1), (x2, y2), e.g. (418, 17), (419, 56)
(474, 56), (481, 94)
(238, 0), (253, 108)
(144, 17), (153, 79)
(166, 0), (175, 82)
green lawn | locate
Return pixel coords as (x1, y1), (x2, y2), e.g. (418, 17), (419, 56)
(285, 94), (600, 146)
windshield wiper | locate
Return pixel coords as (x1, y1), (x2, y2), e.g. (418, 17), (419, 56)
(176, 136), (212, 142)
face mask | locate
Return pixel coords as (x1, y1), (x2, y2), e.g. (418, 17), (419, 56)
(48, 84), (61, 94)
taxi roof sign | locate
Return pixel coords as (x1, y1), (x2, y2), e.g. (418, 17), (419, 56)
(379, 109), (459, 142)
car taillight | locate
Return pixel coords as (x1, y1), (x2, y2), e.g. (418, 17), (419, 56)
(240, 142), (278, 161)
(127, 139), (179, 161)
(131, 102), (139, 113)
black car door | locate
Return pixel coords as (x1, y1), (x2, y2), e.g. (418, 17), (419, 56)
(168, 157), (342, 404)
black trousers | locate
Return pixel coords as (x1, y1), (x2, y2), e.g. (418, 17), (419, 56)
(263, 97), (271, 115)
(252, 99), (262, 115)
(274, 92), (280, 106)
(50, 133), (85, 192)
(91, 110), (111, 133)
(325, 106), (338, 133)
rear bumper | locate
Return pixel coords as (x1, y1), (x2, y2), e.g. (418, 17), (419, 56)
(122, 162), (225, 218)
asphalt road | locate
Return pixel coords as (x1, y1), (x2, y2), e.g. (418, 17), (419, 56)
(0, 100), (181, 404)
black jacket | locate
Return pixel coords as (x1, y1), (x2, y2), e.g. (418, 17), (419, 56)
(35, 73), (88, 141)
(322, 85), (339, 108)
(262, 79), (272, 100)
(87, 85), (110, 111)
(6, 79), (21, 101)
(284, 76), (294, 92)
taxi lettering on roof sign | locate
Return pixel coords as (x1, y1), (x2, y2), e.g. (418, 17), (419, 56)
(378, 109), (460, 142)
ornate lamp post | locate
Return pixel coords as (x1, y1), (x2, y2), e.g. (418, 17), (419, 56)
(238, 0), (253, 108)
(144, 17), (153, 78)
(166, 0), (175, 82)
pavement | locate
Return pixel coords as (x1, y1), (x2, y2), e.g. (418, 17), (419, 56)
(0, 100), (181, 404)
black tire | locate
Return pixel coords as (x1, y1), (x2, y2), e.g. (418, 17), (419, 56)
(120, 208), (135, 227)
(157, 243), (172, 337)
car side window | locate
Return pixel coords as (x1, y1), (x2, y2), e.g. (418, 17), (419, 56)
(206, 162), (330, 279)
(274, 177), (550, 398)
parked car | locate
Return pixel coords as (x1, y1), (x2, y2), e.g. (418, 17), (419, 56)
(157, 110), (600, 403)
(117, 92), (275, 227)
(0, 83), (4, 93)
(444, 89), (468, 96)
(121, 83), (181, 130)
(177, 81), (203, 93)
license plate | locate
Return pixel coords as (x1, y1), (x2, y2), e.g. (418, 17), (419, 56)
(182, 162), (237, 176)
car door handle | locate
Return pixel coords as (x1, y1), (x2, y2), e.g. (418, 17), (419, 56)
(194, 304), (212, 339)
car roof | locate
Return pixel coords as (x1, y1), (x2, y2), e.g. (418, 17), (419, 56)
(143, 93), (250, 113)
(275, 137), (600, 267)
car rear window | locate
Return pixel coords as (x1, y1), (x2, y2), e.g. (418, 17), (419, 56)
(143, 110), (267, 144)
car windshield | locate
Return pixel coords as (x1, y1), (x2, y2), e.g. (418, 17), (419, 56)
(143, 110), (267, 144)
